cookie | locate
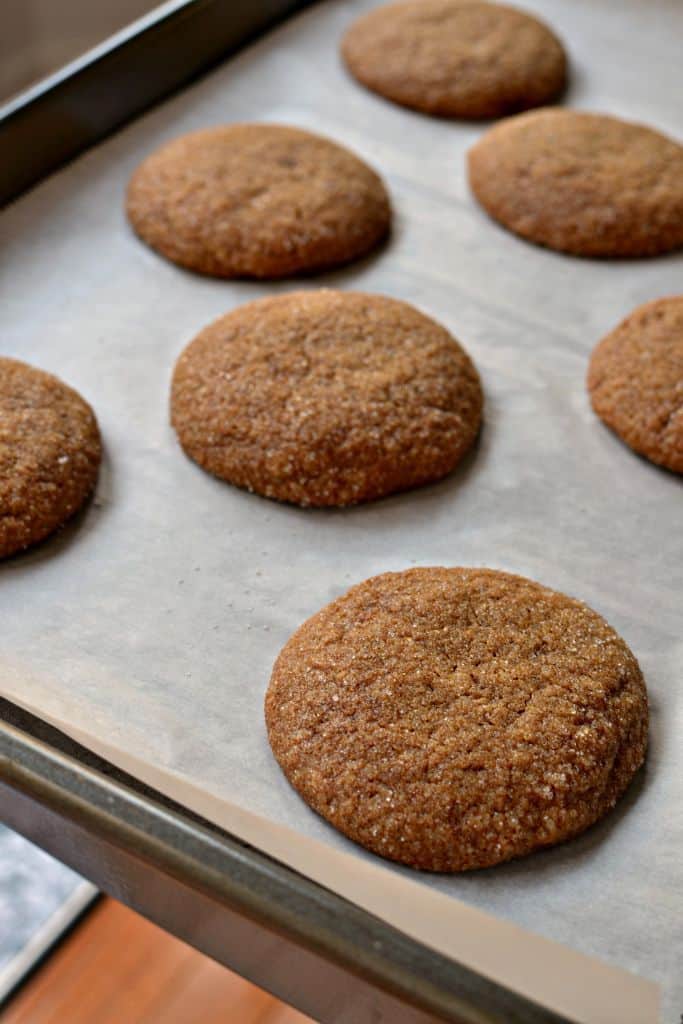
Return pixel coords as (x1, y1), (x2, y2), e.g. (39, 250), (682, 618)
(126, 124), (391, 278)
(0, 358), (101, 558)
(341, 0), (567, 120)
(587, 296), (683, 473)
(266, 567), (648, 872)
(468, 109), (683, 257)
(170, 291), (482, 507)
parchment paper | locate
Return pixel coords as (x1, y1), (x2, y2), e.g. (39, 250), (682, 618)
(1, 1), (681, 1020)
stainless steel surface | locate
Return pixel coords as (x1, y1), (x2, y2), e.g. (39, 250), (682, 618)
(1, 0), (165, 103)
(0, 0), (310, 203)
(1, 0), (681, 1021)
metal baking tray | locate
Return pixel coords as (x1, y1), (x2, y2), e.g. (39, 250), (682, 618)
(1, 1), (680, 1021)
(0, 0), (310, 203)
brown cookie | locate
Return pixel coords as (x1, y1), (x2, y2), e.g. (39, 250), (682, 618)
(126, 124), (391, 279)
(587, 297), (683, 473)
(170, 291), (482, 507)
(0, 358), (101, 558)
(468, 109), (683, 257)
(266, 567), (648, 872)
(341, 0), (567, 120)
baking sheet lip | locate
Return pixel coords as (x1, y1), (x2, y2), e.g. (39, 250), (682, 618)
(0, 0), (192, 121)
(0, 0), (315, 207)
(0, 883), (99, 1006)
(0, 700), (572, 1024)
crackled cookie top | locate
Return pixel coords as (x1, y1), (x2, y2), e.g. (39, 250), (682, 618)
(468, 109), (683, 257)
(171, 291), (482, 507)
(266, 567), (648, 871)
(588, 296), (683, 473)
(342, 0), (567, 119)
(127, 124), (391, 278)
(0, 357), (101, 558)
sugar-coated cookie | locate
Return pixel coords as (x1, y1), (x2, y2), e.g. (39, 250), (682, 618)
(171, 291), (483, 507)
(0, 358), (101, 558)
(266, 567), (648, 871)
(127, 124), (391, 278)
(468, 109), (683, 257)
(588, 296), (683, 473)
(342, 0), (567, 119)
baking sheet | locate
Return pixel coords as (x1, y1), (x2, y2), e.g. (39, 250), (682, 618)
(1, 0), (681, 1020)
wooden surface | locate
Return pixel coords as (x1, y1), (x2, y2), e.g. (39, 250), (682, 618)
(2, 898), (314, 1023)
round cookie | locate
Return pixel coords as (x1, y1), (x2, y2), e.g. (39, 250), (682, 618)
(468, 109), (683, 257)
(0, 358), (101, 558)
(170, 291), (482, 507)
(266, 567), (648, 872)
(587, 296), (683, 473)
(126, 124), (391, 279)
(341, 0), (567, 120)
